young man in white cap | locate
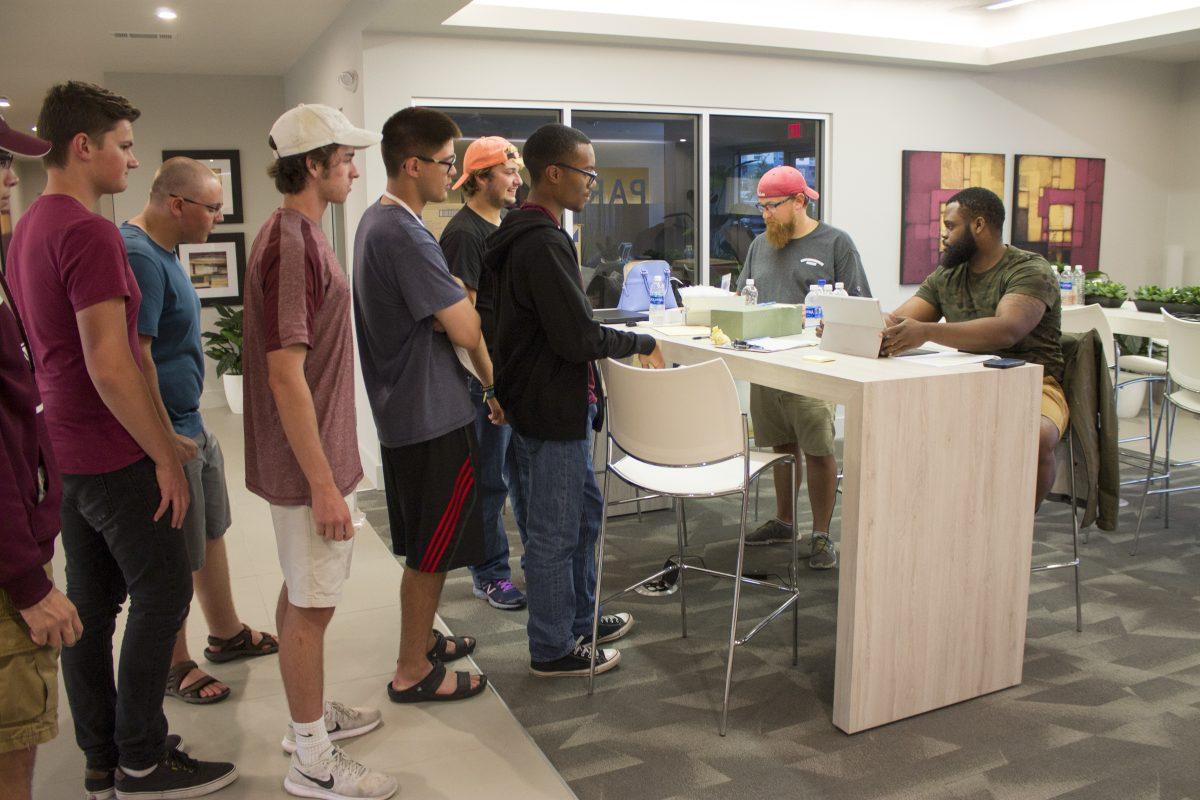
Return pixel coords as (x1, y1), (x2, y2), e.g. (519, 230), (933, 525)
(243, 103), (396, 800)
(440, 136), (529, 611)
(736, 166), (871, 569)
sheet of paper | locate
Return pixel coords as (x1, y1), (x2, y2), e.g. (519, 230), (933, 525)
(900, 351), (994, 368)
(651, 325), (712, 337)
(716, 337), (817, 353)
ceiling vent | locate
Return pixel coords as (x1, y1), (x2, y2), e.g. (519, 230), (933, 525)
(111, 31), (176, 40)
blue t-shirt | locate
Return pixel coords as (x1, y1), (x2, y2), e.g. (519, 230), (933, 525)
(121, 223), (205, 437)
(352, 200), (473, 449)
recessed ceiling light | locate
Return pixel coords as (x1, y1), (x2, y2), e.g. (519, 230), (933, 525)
(156, 7), (178, 20)
(679, 138), (687, 143)
(985, 0), (1036, 10)
(0, 97), (10, 108)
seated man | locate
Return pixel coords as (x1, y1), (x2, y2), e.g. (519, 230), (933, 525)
(881, 187), (1067, 508)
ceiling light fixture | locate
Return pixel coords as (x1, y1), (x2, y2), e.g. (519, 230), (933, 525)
(985, 0), (1036, 10)
(0, 97), (10, 108)
(155, 7), (178, 20)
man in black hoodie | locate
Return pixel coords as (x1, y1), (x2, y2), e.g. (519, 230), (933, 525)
(483, 123), (664, 677)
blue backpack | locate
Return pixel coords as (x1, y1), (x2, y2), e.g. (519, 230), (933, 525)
(617, 260), (678, 312)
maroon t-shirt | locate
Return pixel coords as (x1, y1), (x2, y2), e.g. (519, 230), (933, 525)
(6, 194), (145, 475)
(243, 208), (362, 506)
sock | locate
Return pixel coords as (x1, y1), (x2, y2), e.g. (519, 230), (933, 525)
(120, 764), (156, 778)
(292, 717), (334, 767)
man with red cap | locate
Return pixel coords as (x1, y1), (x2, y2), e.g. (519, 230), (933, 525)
(440, 136), (529, 612)
(736, 166), (871, 569)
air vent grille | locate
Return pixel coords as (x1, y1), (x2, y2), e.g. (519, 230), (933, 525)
(111, 31), (175, 40)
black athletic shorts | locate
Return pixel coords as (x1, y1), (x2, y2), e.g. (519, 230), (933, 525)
(380, 423), (485, 573)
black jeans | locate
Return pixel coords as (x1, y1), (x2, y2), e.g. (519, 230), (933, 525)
(59, 457), (193, 771)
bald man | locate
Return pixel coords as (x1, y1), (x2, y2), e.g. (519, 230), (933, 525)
(122, 158), (277, 707)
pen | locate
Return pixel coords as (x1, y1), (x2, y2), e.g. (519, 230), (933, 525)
(691, 335), (707, 339)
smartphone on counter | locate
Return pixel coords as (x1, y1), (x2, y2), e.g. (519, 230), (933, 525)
(983, 357), (1026, 369)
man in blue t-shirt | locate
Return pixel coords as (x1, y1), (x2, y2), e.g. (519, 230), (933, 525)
(123, 158), (277, 707)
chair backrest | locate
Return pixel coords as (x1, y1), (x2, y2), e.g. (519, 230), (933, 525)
(1162, 310), (1200, 393)
(599, 358), (744, 467)
(1061, 304), (1115, 367)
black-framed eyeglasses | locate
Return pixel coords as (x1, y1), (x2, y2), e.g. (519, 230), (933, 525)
(170, 194), (223, 216)
(0, 152), (14, 169)
(754, 197), (795, 213)
(552, 163), (599, 187)
(413, 154), (457, 173)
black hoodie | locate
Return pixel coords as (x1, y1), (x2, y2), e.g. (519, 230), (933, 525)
(482, 207), (655, 441)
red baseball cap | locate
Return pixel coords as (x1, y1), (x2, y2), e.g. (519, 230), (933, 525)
(0, 116), (51, 158)
(756, 165), (819, 201)
(452, 137), (524, 190)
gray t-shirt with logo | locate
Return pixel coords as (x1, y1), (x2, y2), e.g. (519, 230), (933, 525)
(736, 222), (872, 302)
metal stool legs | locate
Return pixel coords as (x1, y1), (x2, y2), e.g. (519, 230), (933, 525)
(1031, 428), (1082, 632)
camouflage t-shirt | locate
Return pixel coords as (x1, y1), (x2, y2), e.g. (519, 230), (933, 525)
(914, 245), (1064, 382)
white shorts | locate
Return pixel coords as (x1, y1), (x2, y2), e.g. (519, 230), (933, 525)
(270, 493), (362, 609)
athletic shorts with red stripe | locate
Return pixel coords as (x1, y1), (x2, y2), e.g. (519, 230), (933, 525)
(380, 423), (486, 573)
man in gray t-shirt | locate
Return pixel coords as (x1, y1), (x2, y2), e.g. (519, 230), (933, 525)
(735, 166), (871, 569)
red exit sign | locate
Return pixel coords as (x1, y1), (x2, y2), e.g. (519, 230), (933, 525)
(788, 122), (804, 139)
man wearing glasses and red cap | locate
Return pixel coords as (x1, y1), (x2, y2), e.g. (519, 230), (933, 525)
(736, 166), (871, 569)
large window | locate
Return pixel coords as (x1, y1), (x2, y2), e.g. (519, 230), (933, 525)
(708, 115), (825, 286)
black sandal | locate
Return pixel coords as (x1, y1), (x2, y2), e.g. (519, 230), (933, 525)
(203, 625), (279, 664)
(166, 660), (231, 705)
(426, 629), (475, 663)
(386, 660), (487, 703)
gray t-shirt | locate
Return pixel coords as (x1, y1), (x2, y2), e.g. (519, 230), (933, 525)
(736, 222), (872, 302)
(353, 200), (473, 449)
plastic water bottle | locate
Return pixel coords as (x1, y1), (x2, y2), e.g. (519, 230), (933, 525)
(833, 281), (848, 297)
(804, 283), (822, 329)
(1058, 266), (1074, 306)
(743, 278), (758, 307)
(1073, 265), (1085, 305)
(648, 275), (666, 325)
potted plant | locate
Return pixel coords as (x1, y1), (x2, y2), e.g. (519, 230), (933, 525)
(1166, 286), (1200, 315)
(1134, 285), (1173, 314)
(201, 305), (244, 414)
(1083, 279), (1127, 308)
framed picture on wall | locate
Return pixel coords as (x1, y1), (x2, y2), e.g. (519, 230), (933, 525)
(1011, 154), (1105, 270)
(162, 149), (243, 224)
(178, 233), (246, 306)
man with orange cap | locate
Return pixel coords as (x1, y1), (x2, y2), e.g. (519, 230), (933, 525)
(440, 137), (528, 611)
(736, 166), (871, 569)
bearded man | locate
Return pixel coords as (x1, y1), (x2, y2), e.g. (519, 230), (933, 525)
(735, 166), (871, 568)
(881, 187), (1066, 509)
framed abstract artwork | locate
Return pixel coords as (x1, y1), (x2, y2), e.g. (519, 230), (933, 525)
(178, 232), (246, 306)
(900, 150), (1005, 285)
(161, 149), (243, 224)
(1011, 155), (1105, 269)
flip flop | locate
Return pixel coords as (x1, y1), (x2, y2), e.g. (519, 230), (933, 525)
(386, 660), (487, 703)
(203, 624), (278, 664)
(166, 660), (231, 705)
(426, 629), (476, 663)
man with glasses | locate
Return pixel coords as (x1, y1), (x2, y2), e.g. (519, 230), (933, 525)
(353, 106), (490, 710)
(736, 166), (871, 569)
(122, 157), (278, 708)
(483, 123), (664, 678)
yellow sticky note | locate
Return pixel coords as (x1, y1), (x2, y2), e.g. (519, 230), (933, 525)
(803, 353), (836, 363)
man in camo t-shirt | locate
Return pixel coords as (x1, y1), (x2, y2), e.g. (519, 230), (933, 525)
(881, 187), (1067, 509)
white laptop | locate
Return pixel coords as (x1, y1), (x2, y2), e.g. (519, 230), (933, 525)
(817, 294), (887, 358)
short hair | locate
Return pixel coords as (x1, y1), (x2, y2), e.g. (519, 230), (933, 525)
(947, 187), (1005, 231)
(150, 157), (218, 203)
(523, 124), (591, 186)
(380, 107), (460, 178)
(38, 81), (141, 169)
(266, 144), (340, 195)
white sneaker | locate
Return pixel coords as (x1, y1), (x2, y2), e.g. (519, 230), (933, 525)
(283, 747), (397, 800)
(282, 701), (383, 754)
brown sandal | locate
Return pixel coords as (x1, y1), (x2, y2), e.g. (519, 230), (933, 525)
(166, 660), (230, 705)
(203, 624), (278, 664)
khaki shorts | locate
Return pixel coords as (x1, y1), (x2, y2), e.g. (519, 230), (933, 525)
(0, 566), (59, 754)
(749, 385), (837, 456)
(1042, 377), (1070, 438)
(271, 494), (361, 609)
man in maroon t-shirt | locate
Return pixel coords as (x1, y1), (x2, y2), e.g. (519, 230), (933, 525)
(6, 82), (235, 799)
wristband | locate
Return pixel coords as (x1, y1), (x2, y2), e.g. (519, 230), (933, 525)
(483, 387), (497, 401)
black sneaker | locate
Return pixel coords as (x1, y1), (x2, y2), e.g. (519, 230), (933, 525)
(114, 749), (237, 799)
(530, 639), (620, 678)
(85, 738), (183, 800)
(578, 612), (635, 645)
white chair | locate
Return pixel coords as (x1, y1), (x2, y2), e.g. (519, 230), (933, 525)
(1132, 310), (1200, 554)
(590, 358), (801, 736)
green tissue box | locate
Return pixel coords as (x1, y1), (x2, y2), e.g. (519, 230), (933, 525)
(710, 305), (805, 340)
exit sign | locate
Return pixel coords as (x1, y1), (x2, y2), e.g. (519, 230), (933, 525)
(788, 122), (803, 139)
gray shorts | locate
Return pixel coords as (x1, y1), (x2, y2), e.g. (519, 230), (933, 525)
(181, 428), (233, 571)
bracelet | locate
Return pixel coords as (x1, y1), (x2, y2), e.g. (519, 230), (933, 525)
(483, 387), (497, 401)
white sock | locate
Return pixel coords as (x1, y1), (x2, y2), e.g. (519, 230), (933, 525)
(292, 717), (334, 767)
(120, 764), (156, 778)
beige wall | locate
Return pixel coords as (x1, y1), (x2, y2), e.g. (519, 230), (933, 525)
(1166, 61), (1200, 286)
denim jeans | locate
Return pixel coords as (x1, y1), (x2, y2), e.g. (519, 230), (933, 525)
(59, 457), (193, 771)
(468, 377), (529, 588)
(512, 404), (603, 662)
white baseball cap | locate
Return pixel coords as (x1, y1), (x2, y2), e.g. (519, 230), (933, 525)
(268, 103), (381, 158)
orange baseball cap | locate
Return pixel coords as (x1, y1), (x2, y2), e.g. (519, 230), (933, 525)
(452, 136), (524, 190)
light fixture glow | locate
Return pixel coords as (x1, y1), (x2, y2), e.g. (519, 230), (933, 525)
(984, 0), (1036, 10)
(31, 126), (37, 132)
(155, 7), (178, 20)
(0, 97), (10, 108)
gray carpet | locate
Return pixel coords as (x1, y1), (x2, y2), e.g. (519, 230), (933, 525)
(361, 468), (1200, 800)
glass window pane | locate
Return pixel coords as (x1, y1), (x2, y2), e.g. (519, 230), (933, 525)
(422, 106), (561, 237)
(571, 111), (698, 306)
(709, 115), (824, 287)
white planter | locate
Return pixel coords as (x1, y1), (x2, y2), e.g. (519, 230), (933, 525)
(222, 374), (244, 415)
(1116, 379), (1147, 420)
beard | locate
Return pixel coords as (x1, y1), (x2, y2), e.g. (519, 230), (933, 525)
(940, 229), (978, 267)
(765, 216), (796, 249)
